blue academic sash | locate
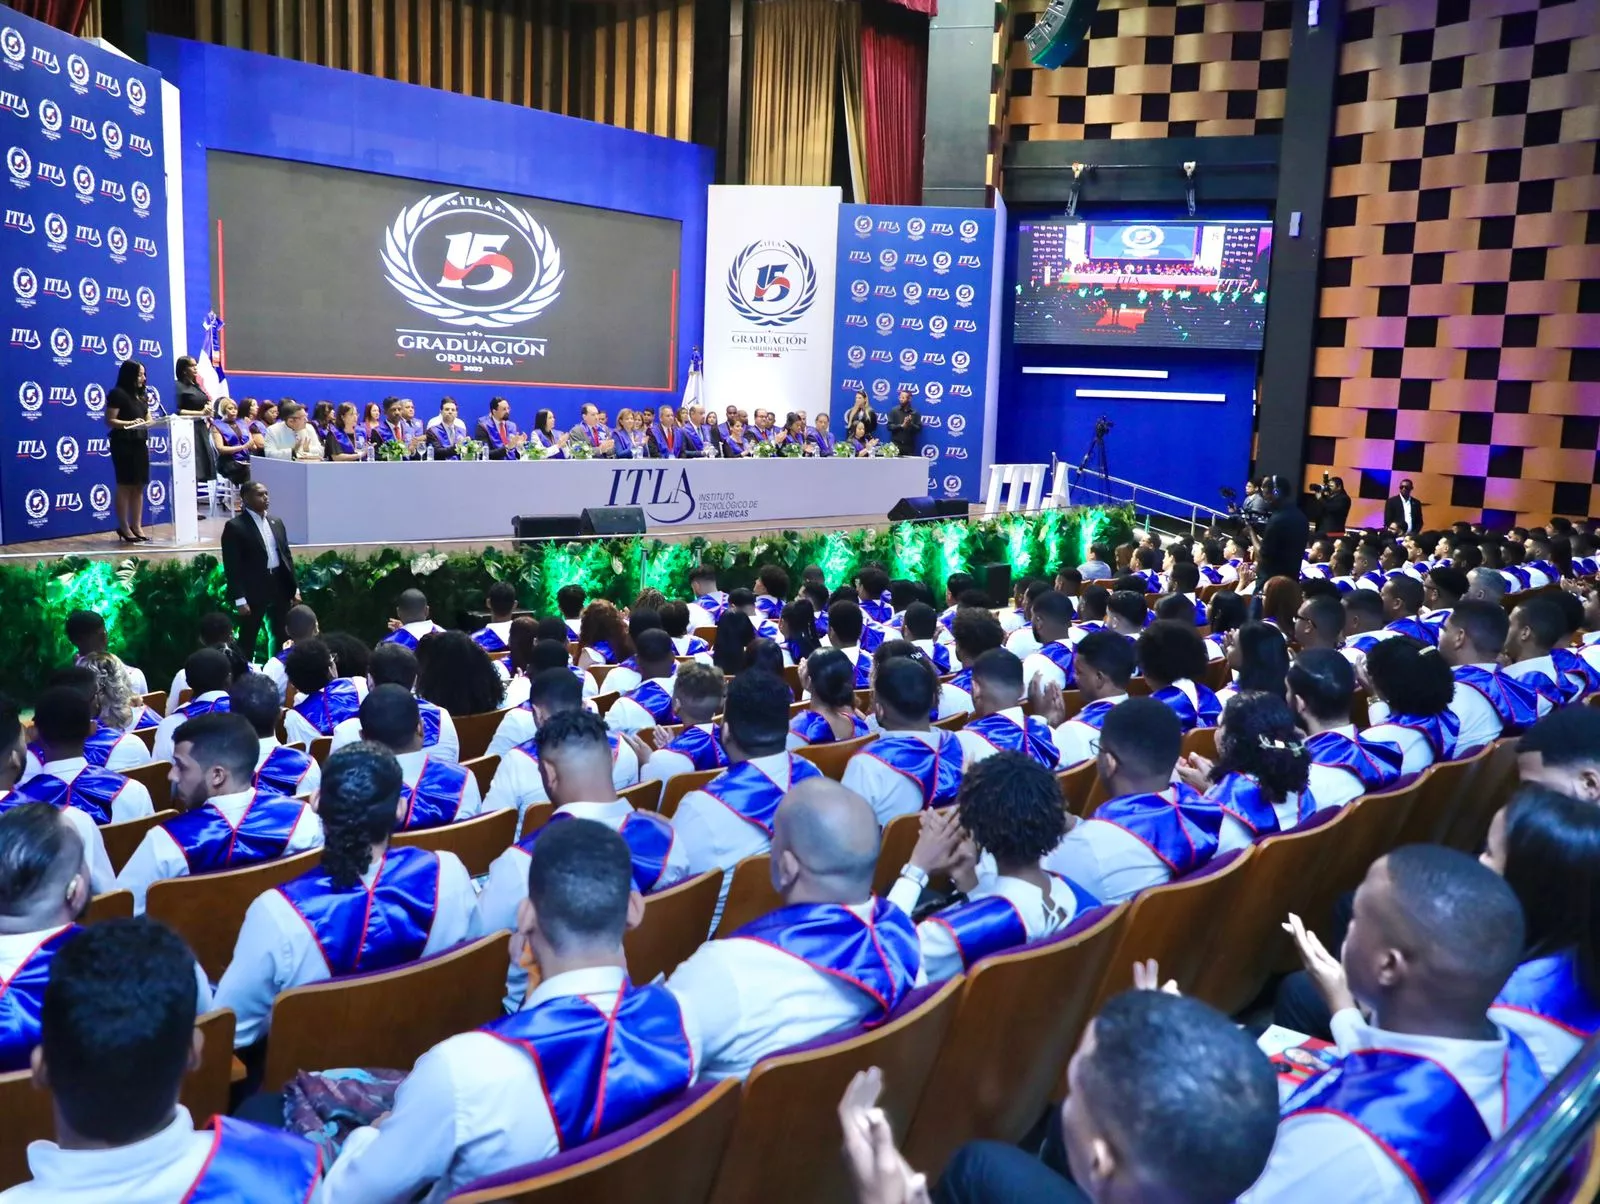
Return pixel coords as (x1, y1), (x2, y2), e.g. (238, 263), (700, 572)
(1452, 666), (1543, 734)
(618, 680), (675, 726)
(586, 640), (617, 664)
(1093, 785), (1222, 876)
(1551, 648), (1600, 702)
(1199, 565), (1224, 585)
(695, 592), (728, 623)
(0, 926), (78, 1072)
(7, 767), (129, 825)
(527, 808), (678, 893)
(700, 756), (824, 836)
(1305, 730), (1405, 807)
(1284, 1033), (1544, 1202)
(928, 875), (1099, 971)
(680, 424), (705, 454)
(185, 1116), (323, 1204)
(964, 712), (1062, 770)
(398, 758), (473, 830)
(1494, 950), (1600, 1038)
(1505, 566), (1533, 591)
(1387, 616), (1440, 647)
(163, 791), (309, 874)
(480, 418), (522, 459)
(1384, 711), (1460, 764)
(1150, 682), (1223, 733)
(1034, 640), (1077, 687)
(949, 668), (974, 696)
(484, 980), (692, 1151)
(292, 679), (362, 735)
(254, 745), (316, 796)
(675, 635), (712, 657)
(665, 725), (728, 772)
(1205, 773), (1283, 839)
(730, 898), (919, 1020)
(861, 599), (893, 625)
(275, 846), (441, 976)
(177, 695), (231, 720)
(328, 427), (367, 456)
(1423, 608), (1453, 632)
(788, 709), (871, 746)
(472, 626), (509, 653)
(861, 731), (965, 809)
(382, 622), (443, 650)
(418, 702), (444, 750)
(1073, 699), (1119, 732)
(648, 422), (682, 457)
(29, 721), (128, 770)
(810, 427), (836, 455)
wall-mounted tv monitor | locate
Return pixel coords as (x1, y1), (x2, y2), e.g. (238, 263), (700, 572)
(1013, 219), (1272, 351)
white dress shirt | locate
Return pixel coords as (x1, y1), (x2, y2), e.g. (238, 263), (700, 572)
(841, 729), (951, 827)
(322, 966), (695, 1204)
(1005, 627), (1043, 659)
(486, 686), (600, 758)
(1242, 1009), (1542, 1204)
(281, 678), (369, 748)
(605, 677), (678, 734)
(666, 899), (890, 1080)
(230, 510), (280, 609)
(392, 749), (485, 823)
(483, 737), (640, 823)
(1448, 665), (1505, 754)
(1051, 694), (1126, 766)
(889, 872), (1086, 984)
(255, 736), (322, 798)
(152, 691), (232, 763)
(957, 706), (1032, 768)
(115, 787), (325, 913)
(21, 726), (149, 783)
(10, 805), (114, 893)
(263, 420), (321, 460)
(213, 849), (477, 1047)
(639, 722), (720, 785)
(670, 752), (803, 877)
(601, 664), (643, 696)
(1502, 655), (1561, 718)
(1043, 810), (1174, 904)
(17, 757), (153, 824)
(1362, 720), (1437, 776)
(0, 1106), (321, 1204)
(163, 667), (189, 713)
(331, 705), (460, 763)
(1489, 1005), (1584, 1081)
(939, 680), (974, 717)
(1303, 724), (1371, 813)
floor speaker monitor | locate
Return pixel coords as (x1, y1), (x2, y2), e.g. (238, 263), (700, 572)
(580, 506), (647, 536)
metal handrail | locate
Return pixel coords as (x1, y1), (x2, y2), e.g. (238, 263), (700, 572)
(1055, 463), (1234, 536)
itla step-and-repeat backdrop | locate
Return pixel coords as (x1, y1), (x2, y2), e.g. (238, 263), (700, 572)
(704, 186), (1003, 501)
(1, 10), (172, 541)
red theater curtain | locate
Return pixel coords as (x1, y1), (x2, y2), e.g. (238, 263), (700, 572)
(10, 1), (91, 35)
(862, 0), (929, 205)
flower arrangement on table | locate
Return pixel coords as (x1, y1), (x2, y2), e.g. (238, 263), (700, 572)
(373, 439), (408, 462)
(778, 441), (806, 458)
(752, 441), (776, 458)
(457, 439), (490, 462)
(567, 440), (594, 460)
(522, 441), (549, 461)
(877, 444), (902, 458)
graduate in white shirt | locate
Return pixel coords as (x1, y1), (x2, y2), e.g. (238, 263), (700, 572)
(1501, 595), (1576, 711)
(0, 918), (324, 1204)
(323, 820), (696, 1203)
(469, 580), (519, 654)
(1245, 847), (1547, 1203)
(0, 709), (113, 894)
(150, 648), (237, 764)
(955, 649), (1063, 772)
(940, 608), (1008, 718)
(380, 588), (447, 651)
(223, 673), (321, 801)
(842, 652), (964, 826)
(633, 663), (730, 785)
(64, 608), (148, 695)
(116, 712), (323, 913)
(261, 603), (320, 703)
(574, 599), (631, 669)
(889, 753), (1094, 983)
(8, 687), (154, 827)
(1176, 691), (1310, 853)
(1288, 650), (1405, 813)
(1515, 707), (1600, 805)
(1019, 591), (1078, 695)
(486, 669), (640, 821)
(281, 638), (366, 746)
(330, 642), (460, 763)
(1294, 592), (1362, 670)
(358, 686), (484, 830)
(1029, 630), (1136, 768)
(667, 778), (919, 1080)
(214, 743), (478, 1050)
(488, 636), (600, 757)
(817, 600), (872, 687)
(1436, 600), (1522, 753)
(1361, 636), (1460, 775)
(555, 584), (587, 642)
(20, 665), (149, 783)
(1063, 585), (1111, 647)
(900, 601), (956, 675)
(160, 614), (247, 714)
(659, 599), (714, 662)
(685, 565), (724, 631)
(604, 630), (682, 734)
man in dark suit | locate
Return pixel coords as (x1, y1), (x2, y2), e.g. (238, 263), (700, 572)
(1384, 478), (1424, 535)
(221, 480), (299, 661)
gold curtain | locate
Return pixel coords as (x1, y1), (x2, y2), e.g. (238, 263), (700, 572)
(747, 0), (854, 185)
(837, 0), (867, 199)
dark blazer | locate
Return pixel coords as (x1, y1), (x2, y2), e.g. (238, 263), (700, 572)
(648, 423), (685, 458)
(1384, 494), (1424, 534)
(1317, 489), (1351, 535)
(221, 511), (297, 608)
(175, 381), (211, 416)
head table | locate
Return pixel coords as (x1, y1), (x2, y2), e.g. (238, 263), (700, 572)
(251, 453), (934, 544)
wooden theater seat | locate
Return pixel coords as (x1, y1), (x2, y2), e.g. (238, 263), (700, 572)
(624, 870), (725, 984)
(456, 708), (511, 762)
(145, 849), (321, 982)
(391, 807), (518, 877)
(872, 812), (923, 896)
(659, 768), (721, 819)
(100, 809), (176, 873)
(712, 855), (783, 938)
(86, 890), (134, 922)
(620, 779), (664, 812)
(463, 754), (501, 798)
(120, 760), (172, 808)
(793, 732), (878, 781)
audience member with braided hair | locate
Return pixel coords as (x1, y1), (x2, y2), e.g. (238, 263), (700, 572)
(1178, 691), (1310, 850)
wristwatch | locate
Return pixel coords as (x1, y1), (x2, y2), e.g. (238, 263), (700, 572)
(897, 864), (930, 891)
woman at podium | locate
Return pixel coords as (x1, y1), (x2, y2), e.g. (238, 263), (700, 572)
(105, 359), (152, 543)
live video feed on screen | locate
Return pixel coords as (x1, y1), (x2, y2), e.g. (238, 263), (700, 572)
(1013, 219), (1271, 351)
(206, 150), (682, 389)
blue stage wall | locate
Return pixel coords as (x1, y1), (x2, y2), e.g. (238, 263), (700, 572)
(147, 36), (712, 430)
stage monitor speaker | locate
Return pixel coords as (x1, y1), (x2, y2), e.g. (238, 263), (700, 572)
(980, 563), (1012, 609)
(580, 506), (647, 536)
(513, 514), (583, 541)
(888, 496), (968, 522)
(1025, 0), (1100, 69)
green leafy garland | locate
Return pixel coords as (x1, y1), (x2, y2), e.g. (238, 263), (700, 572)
(3, 505), (1130, 703)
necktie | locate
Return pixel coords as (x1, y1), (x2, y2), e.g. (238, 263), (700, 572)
(498, 420), (507, 445)
(590, 424), (599, 446)
(667, 426), (675, 453)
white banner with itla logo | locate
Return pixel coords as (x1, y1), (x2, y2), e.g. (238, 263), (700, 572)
(702, 185), (840, 420)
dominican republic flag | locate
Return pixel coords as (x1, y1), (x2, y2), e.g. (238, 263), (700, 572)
(681, 346), (703, 411)
(196, 311), (229, 403)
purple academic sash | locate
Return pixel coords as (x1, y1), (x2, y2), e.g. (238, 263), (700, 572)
(949, 668), (974, 696)
(471, 626), (509, 653)
(381, 622), (443, 650)
(647, 422), (682, 457)
(1451, 666), (1542, 734)
(1494, 950), (1600, 1038)
(664, 725), (728, 772)
(482, 980), (693, 1151)
(1034, 640), (1077, 687)
(1199, 565), (1225, 585)
(1552, 648), (1600, 702)
(928, 875), (1100, 971)
(29, 720), (129, 770)
(1383, 711), (1460, 764)
(753, 594), (783, 620)
(1205, 773), (1283, 839)
(130, 705), (162, 730)
(1284, 1033), (1543, 1202)
(1504, 566), (1533, 591)
(1150, 682), (1223, 733)
(1305, 730), (1405, 798)
(624, 680), (680, 726)
(275, 846), (441, 976)
(0, 926), (78, 1072)
(177, 695), (232, 720)
(788, 710), (871, 746)
(525, 808), (678, 894)
(700, 756), (825, 837)
(730, 898), (919, 1021)
(1073, 699), (1119, 732)
(861, 599), (893, 625)
(964, 712), (1063, 770)
(254, 745), (316, 797)
(861, 731), (965, 810)
(1092, 785), (1222, 876)
(398, 758), (473, 830)
(1386, 616), (1440, 648)
(696, 592), (729, 622)
(184, 1116), (323, 1204)
(7, 767), (129, 825)
(292, 679), (362, 735)
(164, 791), (309, 874)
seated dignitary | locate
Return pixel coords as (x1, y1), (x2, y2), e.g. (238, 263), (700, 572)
(1044, 698), (1222, 903)
(231, 673), (321, 799)
(841, 656), (963, 826)
(0, 917), (322, 1203)
(4, 686), (153, 825)
(929, 991), (1279, 1204)
(282, 638), (363, 744)
(321, 821), (694, 1203)
(214, 743), (476, 1049)
(116, 713), (323, 913)
(0, 702), (114, 893)
(1246, 846), (1545, 1202)
(151, 649), (236, 764)
(955, 649), (1063, 770)
(23, 666), (148, 778)
(889, 753), (1095, 982)
(670, 669), (822, 885)
(1031, 630), (1137, 767)
(356, 686), (482, 830)
(603, 630), (682, 733)
(788, 649), (872, 749)
(632, 663), (729, 784)
(1177, 691), (1310, 851)
(1437, 599), (1542, 750)
(380, 589), (447, 650)
(1287, 649), (1405, 814)
(1483, 786), (1600, 1077)
(331, 643), (458, 760)
(1360, 637), (1459, 774)
(486, 669), (640, 820)
(1138, 621), (1222, 733)
(666, 778), (918, 1080)
(479, 710), (690, 1011)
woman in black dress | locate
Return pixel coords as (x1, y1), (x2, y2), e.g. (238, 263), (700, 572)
(105, 359), (151, 542)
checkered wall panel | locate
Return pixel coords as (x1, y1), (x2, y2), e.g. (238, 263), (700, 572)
(1006, 0), (1292, 142)
(1306, 0), (1600, 528)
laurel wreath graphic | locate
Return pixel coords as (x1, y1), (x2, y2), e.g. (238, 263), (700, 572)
(726, 240), (818, 327)
(381, 191), (565, 330)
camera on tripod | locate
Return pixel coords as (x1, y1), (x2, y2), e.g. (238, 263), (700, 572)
(1093, 416), (1114, 439)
